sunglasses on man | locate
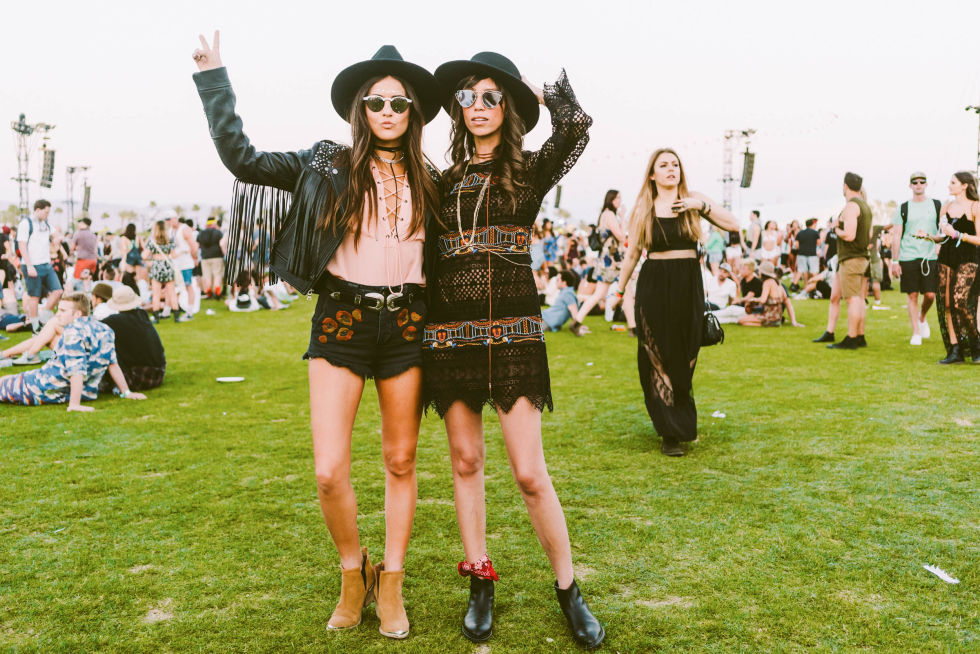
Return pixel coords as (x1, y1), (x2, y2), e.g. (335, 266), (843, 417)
(455, 89), (504, 109)
(362, 95), (413, 114)
(911, 179), (927, 185)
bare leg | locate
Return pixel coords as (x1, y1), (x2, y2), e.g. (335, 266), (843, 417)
(309, 358), (366, 569)
(23, 295), (39, 323)
(907, 292), (920, 335)
(150, 281), (162, 312)
(43, 289), (62, 312)
(375, 366), (423, 571)
(165, 282), (179, 310)
(847, 295), (863, 338)
(572, 281), (610, 323)
(920, 292), (935, 322)
(445, 401), (488, 564)
(825, 273), (842, 333)
(498, 398), (574, 588)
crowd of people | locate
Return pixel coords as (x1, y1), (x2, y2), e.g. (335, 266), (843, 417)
(3, 30), (977, 651)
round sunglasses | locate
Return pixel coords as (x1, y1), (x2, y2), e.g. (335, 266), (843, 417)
(362, 95), (413, 114)
(455, 89), (504, 109)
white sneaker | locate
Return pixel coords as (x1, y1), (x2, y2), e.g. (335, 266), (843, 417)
(910, 334), (922, 346)
(919, 320), (930, 339)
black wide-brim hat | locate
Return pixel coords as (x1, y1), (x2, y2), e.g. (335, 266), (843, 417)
(331, 45), (441, 124)
(434, 52), (540, 132)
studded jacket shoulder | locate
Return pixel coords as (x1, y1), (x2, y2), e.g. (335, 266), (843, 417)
(193, 67), (440, 296)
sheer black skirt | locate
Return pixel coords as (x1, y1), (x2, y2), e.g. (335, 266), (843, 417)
(634, 258), (704, 442)
(937, 262), (980, 355)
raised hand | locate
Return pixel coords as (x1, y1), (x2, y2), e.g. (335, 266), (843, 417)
(192, 30), (222, 72)
(521, 75), (545, 105)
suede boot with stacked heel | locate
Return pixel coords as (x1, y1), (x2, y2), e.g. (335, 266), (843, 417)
(326, 547), (376, 630)
(375, 563), (410, 639)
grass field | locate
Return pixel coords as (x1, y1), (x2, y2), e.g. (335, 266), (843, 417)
(1, 291), (977, 653)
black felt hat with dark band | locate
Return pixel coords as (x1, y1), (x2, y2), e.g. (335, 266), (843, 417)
(434, 52), (540, 132)
(331, 45), (441, 124)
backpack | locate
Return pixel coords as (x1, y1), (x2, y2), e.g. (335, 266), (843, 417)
(900, 199), (942, 234)
(587, 228), (603, 251)
(14, 217), (33, 259)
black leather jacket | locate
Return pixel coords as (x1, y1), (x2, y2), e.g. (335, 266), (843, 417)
(193, 67), (439, 296)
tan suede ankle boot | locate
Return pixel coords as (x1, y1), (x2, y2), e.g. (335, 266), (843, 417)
(326, 548), (376, 630)
(374, 563), (409, 639)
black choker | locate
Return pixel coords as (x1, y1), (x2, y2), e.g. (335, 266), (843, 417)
(375, 145), (402, 153)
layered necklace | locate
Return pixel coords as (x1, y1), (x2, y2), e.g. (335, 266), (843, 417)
(455, 152), (494, 247)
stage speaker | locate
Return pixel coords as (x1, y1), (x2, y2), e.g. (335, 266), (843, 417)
(740, 151), (755, 188)
(82, 185), (91, 213)
(554, 184), (562, 209)
(40, 149), (56, 189)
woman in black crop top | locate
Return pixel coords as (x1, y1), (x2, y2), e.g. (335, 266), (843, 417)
(921, 171), (980, 363)
(615, 148), (738, 456)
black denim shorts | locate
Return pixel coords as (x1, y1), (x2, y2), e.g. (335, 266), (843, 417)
(303, 280), (426, 379)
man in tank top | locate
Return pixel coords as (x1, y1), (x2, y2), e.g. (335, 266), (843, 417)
(824, 172), (871, 350)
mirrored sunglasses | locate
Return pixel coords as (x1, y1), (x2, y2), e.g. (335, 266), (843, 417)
(455, 89), (504, 109)
(910, 179), (927, 184)
(362, 95), (412, 114)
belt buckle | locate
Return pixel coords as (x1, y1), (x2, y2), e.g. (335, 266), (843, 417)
(385, 292), (404, 312)
(362, 292), (385, 312)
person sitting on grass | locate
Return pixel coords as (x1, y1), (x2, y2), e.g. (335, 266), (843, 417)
(99, 286), (166, 393)
(542, 270), (581, 332)
(794, 269), (833, 300)
(738, 262), (804, 327)
(91, 282), (118, 321)
(0, 292), (147, 409)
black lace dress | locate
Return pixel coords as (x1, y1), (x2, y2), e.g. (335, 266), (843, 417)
(634, 218), (703, 442)
(423, 71), (592, 417)
(936, 212), (980, 355)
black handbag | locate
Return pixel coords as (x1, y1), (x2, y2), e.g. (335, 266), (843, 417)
(702, 311), (725, 347)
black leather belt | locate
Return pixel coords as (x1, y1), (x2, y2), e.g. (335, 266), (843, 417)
(319, 276), (423, 312)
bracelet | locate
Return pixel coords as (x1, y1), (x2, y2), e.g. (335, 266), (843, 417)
(615, 288), (624, 297)
(120, 389), (130, 399)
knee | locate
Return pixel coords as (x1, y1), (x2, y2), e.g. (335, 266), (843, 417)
(924, 293), (936, 301)
(383, 449), (416, 479)
(314, 463), (350, 497)
(513, 467), (550, 499)
(450, 447), (484, 478)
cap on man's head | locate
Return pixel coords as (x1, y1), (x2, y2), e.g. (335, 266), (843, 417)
(719, 262), (733, 274)
(844, 172), (863, 192)
(206, 217), (217, 225)
(91, 282), (114, 303)
(910, 171), (927, 183)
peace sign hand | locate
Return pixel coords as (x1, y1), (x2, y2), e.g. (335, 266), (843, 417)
(192, 31), (222, 72)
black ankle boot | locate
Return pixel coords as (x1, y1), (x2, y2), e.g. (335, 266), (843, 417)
(813, 331), (835, 343)
(939, 343), (964, 364)
(969, 339), (980, 363)
(554, 580), (604, 649)
(462, 576), (494, 643)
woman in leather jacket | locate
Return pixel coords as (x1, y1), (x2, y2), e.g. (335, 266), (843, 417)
(191, 32), (441, 640)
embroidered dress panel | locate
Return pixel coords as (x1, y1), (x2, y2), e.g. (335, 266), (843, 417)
(326, 159), (425, 287)
(423, 70), (592, 416)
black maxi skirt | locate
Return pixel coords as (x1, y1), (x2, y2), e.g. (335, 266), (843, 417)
(634, 258), (704, 442)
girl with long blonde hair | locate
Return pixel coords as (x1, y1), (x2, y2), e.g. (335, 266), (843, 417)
(615, 148), (738, 455)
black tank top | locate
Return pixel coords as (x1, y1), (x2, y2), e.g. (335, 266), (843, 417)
(939, 214), (979, 267)
(649, 216), (698, 252)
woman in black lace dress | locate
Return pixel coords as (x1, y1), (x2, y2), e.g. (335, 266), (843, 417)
(423, 52), (603, 649)
(616, 148), (739, 456)
(919, 171), (980, 363)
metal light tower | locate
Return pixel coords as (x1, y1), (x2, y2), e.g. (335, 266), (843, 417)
(10, 113), (55, 218)
(721, 128), (756, 209)
(967, 105), (980, 179)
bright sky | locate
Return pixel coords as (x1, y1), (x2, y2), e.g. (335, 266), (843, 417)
(2, 0), (979, 230)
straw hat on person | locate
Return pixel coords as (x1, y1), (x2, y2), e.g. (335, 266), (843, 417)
(758, 261), (780, 281)
(107, 286), (141, 312)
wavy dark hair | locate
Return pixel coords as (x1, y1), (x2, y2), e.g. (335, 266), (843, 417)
(444, 75), (531, 213)
(953, 171), (979, 202)
(124, 223), (137, 241)
(316, 75), (439, 244)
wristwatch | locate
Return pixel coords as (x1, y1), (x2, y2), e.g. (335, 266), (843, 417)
(120, 390), (131, 399)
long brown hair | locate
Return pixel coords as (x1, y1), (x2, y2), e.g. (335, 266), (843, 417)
(628, 148), (701, 251)
(444, 75), (530, 212)
(316, 75), (439, 244)
(953, 171), (979, 202)
(152, 220), (169, 246)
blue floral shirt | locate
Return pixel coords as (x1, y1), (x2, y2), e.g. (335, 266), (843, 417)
(14, 317), (117, 404)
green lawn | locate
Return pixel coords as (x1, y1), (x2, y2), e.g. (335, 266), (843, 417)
(1, 291), (977, 652)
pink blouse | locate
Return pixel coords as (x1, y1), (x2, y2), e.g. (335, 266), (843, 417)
(326, 160), (425, 287)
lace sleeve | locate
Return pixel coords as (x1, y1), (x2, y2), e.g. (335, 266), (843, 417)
(525, 69), (593, 196)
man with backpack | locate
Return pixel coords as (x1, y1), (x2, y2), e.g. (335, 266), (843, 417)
(890, 172), (941, 345)
(17, 199), (63, 334)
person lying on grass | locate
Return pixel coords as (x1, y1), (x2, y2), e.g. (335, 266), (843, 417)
(0, 315), (64, 365)
(0, 292), (147, 410)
